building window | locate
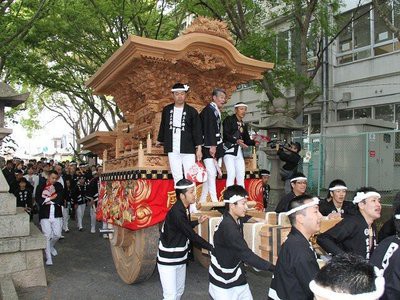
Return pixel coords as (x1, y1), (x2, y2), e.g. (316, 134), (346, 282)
(337, 1), (399, 64)
(354, 6), (371, 50)
(375, 104), (394, 122)
(303, 114), (309, 135)
(277, 30), (290, 62)
(310, 113), (321, 134)
(338, 109), (353, 121)
(354, 107), (372, 119)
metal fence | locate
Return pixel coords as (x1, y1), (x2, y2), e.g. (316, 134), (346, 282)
(299, 130), (400, 205)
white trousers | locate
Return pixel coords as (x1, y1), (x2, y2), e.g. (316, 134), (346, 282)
(62, 206), (70, 231)
(167, 152), (195, 184)
(76, 204), (86, 229)
(102, 221), (108, 229)
(90, 205), (96, 231)
(40, 217), (62, 262)
(209, 283), (253, 300)
(224, 147), (245, 188)
(200, 158), (218, 202)
(168, 152), (197, 212)
(158, 263), (187, 300)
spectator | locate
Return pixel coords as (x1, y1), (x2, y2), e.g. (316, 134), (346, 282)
(277, 142), (301, 193)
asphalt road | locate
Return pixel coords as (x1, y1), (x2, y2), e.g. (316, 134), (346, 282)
(17, 214), (272, 300)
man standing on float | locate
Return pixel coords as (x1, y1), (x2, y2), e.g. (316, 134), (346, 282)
(157, 83), (203, 211)
(199, 88), (226, 203)
(223, 102), (255, 187)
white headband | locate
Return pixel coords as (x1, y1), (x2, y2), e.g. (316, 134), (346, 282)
(174, 182), (195, 189)
(223, 195), (248, 204)
(353, 191), (381, 204)
(234, 103), (248, 108)
(171, 84), (189, 92)
(309, 267), (385, 300)
(285, 197), (320, 216)
(395, 214), (400, 220)
(290, 176), (307, 183)
(329, 185), (348, 191)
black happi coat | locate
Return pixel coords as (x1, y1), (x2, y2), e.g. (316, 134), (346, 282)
(72, 184), (87, 205)
(14, 188), (33, 209)
(157, 199), (212, 266)
(209, 211), (273, 289)
(222, 114), (255, 156)
(318, 199), (357, 217)
(317, 213), (377, 260)
(86, 177), (99, 207)
(378, 217), (396, 243)
(263, 183), (271, 211)
(370, 235), (400, 300)
(157, 103), (202, 154)
(63, 186), (73, 210)
(275, 191), (297, 213)
(200, 103), (224, 159)
(36, 181), (64, 220)
(268, 227), (319, 300)
(277, 148), (301, 171)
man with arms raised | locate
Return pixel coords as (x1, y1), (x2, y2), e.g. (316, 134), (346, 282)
(268, 194), (322, 300)
(317, 187), (381, 260)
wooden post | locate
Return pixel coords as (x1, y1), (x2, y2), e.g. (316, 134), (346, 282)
(146, 132), (152, 154)
(103, 149), (108, 172)
(252, 146), (257, 170)
(138, 141), (144, 167)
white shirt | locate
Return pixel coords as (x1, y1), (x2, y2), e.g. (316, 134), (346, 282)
(172, 106), (183, 153)
(24, 174), (39, 197)
(57, 175), (64, 188)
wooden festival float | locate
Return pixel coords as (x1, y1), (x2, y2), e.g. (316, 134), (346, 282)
(80, 18), (336, 284)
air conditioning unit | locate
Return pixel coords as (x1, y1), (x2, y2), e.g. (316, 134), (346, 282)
(342, 92), (351, 102)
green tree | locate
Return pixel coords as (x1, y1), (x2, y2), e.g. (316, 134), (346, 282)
(186, 0), (341, 117)
(0, 0), (53, 76)
(5, 0), (185, 151)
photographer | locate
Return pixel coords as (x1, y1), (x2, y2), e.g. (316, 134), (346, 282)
(276, 142), (301, 193)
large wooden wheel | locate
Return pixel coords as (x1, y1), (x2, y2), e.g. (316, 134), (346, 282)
(109, 224), (159, 284)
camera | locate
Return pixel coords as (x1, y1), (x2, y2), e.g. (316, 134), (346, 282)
(268, 140), (286, 149)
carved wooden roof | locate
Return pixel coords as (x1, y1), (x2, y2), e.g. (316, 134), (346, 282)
(86, 21), (274, 120)
(78, 131), (117, 154)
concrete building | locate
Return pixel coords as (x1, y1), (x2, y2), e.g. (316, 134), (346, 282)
(227, 0), (400, 191)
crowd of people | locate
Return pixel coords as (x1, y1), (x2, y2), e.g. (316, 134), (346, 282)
(156, 83), (399, 299)
(2, 157), (104, 266)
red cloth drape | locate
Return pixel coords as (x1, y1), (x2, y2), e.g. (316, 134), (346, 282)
(97, 178), (263, 231)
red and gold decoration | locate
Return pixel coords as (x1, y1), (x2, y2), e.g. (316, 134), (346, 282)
(98, 175), (264, 231)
